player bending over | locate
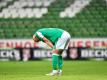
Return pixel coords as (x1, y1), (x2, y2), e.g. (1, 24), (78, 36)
(33, 28), (71, 76)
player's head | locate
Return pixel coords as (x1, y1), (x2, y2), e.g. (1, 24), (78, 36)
(33, 35), (40, 42)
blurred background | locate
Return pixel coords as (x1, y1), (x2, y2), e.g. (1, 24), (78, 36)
(0, 0), (107, 61)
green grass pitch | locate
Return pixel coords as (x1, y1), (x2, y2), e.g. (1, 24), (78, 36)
(0, 61), (107, 80)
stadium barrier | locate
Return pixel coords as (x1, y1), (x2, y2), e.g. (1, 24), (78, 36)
(0, 38), (107, 61)
(0, 48), (67, 61)
(0, 47), (107, 61)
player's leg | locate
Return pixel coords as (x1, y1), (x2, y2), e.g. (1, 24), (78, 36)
(47, 41), (67, 76)
(46, 31), (71, 76)
(55, 31), (71, 75)
(58, 38), (71, 70)
(46, 47), (65, 76)
(52, 53), (59, 72)
(58, 55), (63, 74)
(52, 50), (63, 74)
(46, 49), (62, 76)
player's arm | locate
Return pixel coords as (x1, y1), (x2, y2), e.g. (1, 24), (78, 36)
(43, 37), (54, 48)
(34, 32), (53, 48)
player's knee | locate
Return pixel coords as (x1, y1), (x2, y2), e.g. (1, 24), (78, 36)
(52, 49), (63, 54)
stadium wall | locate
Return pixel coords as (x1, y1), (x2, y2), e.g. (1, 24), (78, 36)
(0, 38), (107, 61)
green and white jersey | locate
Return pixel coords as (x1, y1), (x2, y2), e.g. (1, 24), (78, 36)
(34, 28), (64, 44)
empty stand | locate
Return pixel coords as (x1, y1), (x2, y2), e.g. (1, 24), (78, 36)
(60, 0), (91, 18)
(0, 0), (54, 18)
(0, 0), (107, 38)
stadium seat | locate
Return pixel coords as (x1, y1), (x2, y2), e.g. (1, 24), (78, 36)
(0, 0), (107, 38)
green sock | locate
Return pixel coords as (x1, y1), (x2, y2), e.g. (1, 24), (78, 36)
(58, 56), (63, 70)
(52, 54), (59, 70)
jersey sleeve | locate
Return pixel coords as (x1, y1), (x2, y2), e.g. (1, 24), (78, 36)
(35, 32), (44, 41)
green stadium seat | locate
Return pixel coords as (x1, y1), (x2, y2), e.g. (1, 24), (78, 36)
(0, 0), (107, 38)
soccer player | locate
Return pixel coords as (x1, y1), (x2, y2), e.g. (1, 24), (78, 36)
(33, 28), (71, 76)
